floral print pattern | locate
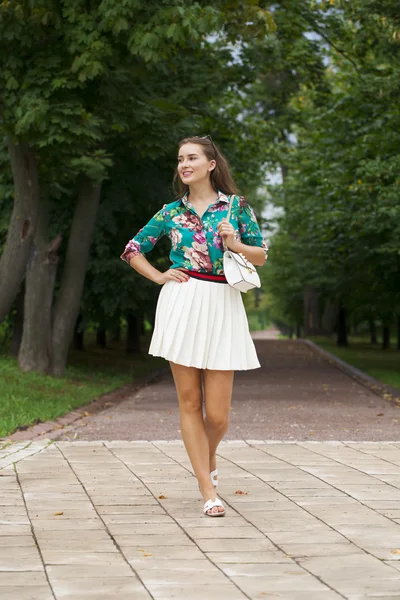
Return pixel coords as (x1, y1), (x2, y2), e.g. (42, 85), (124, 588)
(120, 190), (269, 276)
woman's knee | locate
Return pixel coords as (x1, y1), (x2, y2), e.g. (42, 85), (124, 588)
(205, 411), (229, 430)
(178, 388), (202, 414)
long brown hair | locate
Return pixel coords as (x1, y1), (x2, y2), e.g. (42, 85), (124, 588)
(173, 136), (239, 198)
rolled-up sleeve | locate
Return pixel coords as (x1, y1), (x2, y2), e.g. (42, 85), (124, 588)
(120, 208), (166, 264)
(238, 197), (269, 259)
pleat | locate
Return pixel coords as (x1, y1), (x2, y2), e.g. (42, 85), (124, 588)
(148, 278), (261, 370)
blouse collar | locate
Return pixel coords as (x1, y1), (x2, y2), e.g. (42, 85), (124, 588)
(181, 189), (230, 208)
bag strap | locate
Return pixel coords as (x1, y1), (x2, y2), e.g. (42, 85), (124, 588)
(222, 194), (235, 251)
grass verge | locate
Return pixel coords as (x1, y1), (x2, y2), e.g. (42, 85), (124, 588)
(0, 339), (166, 438)
(306, 336), (400, 389)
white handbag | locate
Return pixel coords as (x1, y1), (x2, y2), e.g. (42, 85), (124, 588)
(222, 195), (261, 293)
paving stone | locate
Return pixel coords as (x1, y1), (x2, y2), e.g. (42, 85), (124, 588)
(231, 573), (333, 593)
(196, 538), (277, 552)
(145, 583), (247, 600)
(46, 564), (134, 578)
(205, 551), (293, 564)
(184, 526), (265, 539)
(42, 551), (127, 565)
(30, 519), (104, 530)
(0, 586), (53, 599)
(278, 542), (366, 557)
(115, 534), (193, 547)
(50, 577), (151, 598)
(0, 571), (48, 586)
(106, 523), (182, 536)
(97, 505), (166, 515)
(124, 546), (205, 561)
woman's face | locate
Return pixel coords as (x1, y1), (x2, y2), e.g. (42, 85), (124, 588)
(177, 143), (216, 186)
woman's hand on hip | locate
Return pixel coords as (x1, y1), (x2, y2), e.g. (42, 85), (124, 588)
(156, 268), (190, 285)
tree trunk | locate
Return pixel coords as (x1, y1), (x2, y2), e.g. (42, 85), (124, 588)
(369, 319), (378, 345)
(50, 175), (102, 377)
(18, 193), (62, 372)
(303, 285), (320, 335)
(126, 313), (141, 354)
(9, 285), (25, 356)
(296, 321), (301, 339)
(336, 303), (348, 347)
(112, 322), (121, 342)
(0, 139), (40, 323)
(397, 316), (400, 351)
(96, 328), (107, 348)
(382, 325), (390, 350)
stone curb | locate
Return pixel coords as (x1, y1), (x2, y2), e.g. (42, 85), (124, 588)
(1, 366), (169, 443)
(301, 338), (400, 403)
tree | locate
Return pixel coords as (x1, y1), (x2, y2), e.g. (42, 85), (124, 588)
(264, 0), (400, 345)
(0, 0), (275, 374)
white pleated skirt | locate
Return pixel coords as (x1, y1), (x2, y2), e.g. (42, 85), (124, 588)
(148, 277), (261, 370)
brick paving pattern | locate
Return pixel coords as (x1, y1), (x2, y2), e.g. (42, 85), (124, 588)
(1, 439), (400, 599)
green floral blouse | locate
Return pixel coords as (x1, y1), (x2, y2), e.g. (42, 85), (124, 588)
(120, 190), (268, 275)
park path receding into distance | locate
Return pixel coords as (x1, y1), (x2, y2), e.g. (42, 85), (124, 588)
(54, 338), (400, 442)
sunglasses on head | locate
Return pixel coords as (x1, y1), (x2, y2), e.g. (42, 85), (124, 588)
(195, 134), (216, 153)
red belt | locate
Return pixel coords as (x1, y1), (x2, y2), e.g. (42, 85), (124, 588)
(181, 269), (228, 284)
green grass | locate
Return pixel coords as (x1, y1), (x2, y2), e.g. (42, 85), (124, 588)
(306, 336), (400, 389)
(0, 337), (166, 439)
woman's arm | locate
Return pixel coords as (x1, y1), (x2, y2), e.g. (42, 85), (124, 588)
(128, 254), (189, 285)
(218, 197), (269, 266)
(128, 253), (164, 284)
(225, 239), (266, 266)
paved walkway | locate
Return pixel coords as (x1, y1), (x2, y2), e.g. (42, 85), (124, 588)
(50, 340), (400, 442)
(1, 439), (400, 599)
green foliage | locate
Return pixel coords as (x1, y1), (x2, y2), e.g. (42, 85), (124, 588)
(0, 0), (276, 364)
(263, 0), (400, 332)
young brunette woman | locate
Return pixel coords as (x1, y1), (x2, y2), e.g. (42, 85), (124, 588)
(120, 136), (268, 517)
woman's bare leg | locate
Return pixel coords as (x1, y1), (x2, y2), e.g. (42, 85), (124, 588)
(169, 361), (220, 514)
(203, 369), (234, 484)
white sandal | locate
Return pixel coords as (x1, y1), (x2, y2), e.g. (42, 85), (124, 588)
(204, 497), (226, 517)
(210, 468), (219, 488)
(198, 469), (219, 491)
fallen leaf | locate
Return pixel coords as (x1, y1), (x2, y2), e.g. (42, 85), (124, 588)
(391, 549), (400, 554)
(235, 490), (248, 495)
(53, 512), (64, 516)
(158, 494), (167, 499)
(83, 411), (91, 417)
(376, 413), (384, 417)
(144, 553), (152, 557)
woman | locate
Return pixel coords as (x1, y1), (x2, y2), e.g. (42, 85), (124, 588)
(120, 135), (268, 517)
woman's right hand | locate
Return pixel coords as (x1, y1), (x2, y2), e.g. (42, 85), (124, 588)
(156, 268), (190, 285)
